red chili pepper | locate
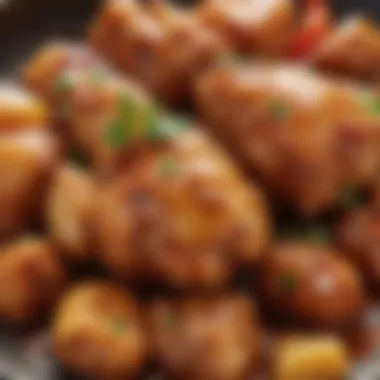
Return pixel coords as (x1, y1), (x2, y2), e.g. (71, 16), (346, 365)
(286, 0), (332, 59)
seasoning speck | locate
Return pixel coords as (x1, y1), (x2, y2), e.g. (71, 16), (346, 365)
(110, 318), (128, 335)
(269, 100), (289, 121)
(158, 155), (180, 179)
(54, 72), (74, 93)
(278, 272), (297, 294)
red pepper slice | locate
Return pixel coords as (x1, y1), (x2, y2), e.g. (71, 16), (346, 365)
(286, 0), (333, 59)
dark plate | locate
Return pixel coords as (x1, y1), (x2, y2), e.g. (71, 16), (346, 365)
(0, 0), (379, 379)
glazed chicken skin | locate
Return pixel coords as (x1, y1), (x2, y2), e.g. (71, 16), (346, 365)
(196, 62), (380, 215)
(150, 295), (262, 380)
(23, 43), (152, 175)
(89, 0), (230, 105)
(46, 163), (96, 262)
(0, 85), (59, 236)
(198, 0), (295, 55)
(337, 208), (380, 294)
(0, 237), (66, 325)
(260, 242), (365, 328)
(313, 15), (380, 81)
(52, 281), (147, 380)
(94, 127), (270, 287)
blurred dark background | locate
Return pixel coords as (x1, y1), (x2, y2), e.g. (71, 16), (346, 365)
(0, 0), (380, 76)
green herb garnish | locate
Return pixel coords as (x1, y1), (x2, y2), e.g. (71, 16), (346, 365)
(109, 318), (128, 335)
(362, 94), (380, 115)
(158, 155), (180, 179)
(281, 225), (331, 244)
(90, 67), (106, 85)
(164, 311), (181, 327)
(216, 53), (245, 67)
(269, 100), (289, 121)
(54, 72), (74, 93)
(278, 273), (297, 294)
(340, 187), (362, 210)
(106, 93), (135, 149)
(148, 114), (190, 141)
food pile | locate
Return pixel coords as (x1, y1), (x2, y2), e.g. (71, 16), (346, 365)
(1, 0), (380, 379)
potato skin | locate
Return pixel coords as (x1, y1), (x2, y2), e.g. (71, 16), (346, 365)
(46, 163), (95, 262)
(313, 15), (380, 81)
(94, 129), (271, 287)
(260, 243), (365, 328)
(198, 0), (295, 55)
(52, 281), (147, 380)
(150, 295), (262, 380)
(337, 208), (380, 293)
(89, 0), (230, 105)
(196, 63), (380, 215)
(0, 237), (66, 324)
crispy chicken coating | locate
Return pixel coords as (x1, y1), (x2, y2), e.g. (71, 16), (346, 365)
(94, 128), (271, 287)
(196, 62), (380, 215)
(88, 0), (230, 104)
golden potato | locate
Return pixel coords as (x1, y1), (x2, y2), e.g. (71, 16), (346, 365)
(198, 0), (295, 55)
(273, 335), (350, 380)
(0, 83), (48, 129)
(150, 295), (262, 380)
(53, 281), (147, 379)
(0, 128), (59, 236)
(260, 243), (365, 327)
(0, 237), (66, 324)
(89, 0), (230, 104)
(46, 163), (95, 262)
(196, 62), (380, 215)
(313, 15), (380, 80)
(94, 128), (271, 287)
(337, 208), (380, 293)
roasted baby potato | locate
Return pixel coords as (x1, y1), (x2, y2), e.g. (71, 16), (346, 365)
(150, 295), (262, 380)
(337, 208), (380, 293)
(273, 335), (350, 380)
(94, 128), (271, 287)
(0, 84), (48, 129)
(313, 15), (380, 80)
(196, 62), (380, 216)
(0, 237), (66, 324)
(52, 281), (147, 379)
(89, 0), (230, 104)
(260, 242), (365, 327)
(46, 163), (95, 262)
(198, 0), (295, 55)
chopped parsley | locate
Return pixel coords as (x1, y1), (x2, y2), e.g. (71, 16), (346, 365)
(109, 318), (128, 335)
(164, 311), (181, 327)
(106, 93), (135, 149)
(147, 114), (190, 142)
(278, 272), (297, 294)
(216, 53), (245, 67)
(269, 100), (289, 121)
(281, 225), (331, 244)
(340, 187), (362, 210)
(362, 94), (380, 115)
(54, 72), (74, 93)
(90, 67), (106, 85)
(158, 155), (180, 179)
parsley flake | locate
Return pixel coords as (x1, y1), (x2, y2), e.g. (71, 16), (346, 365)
(148, 114), (190, 141)
(54, 72), (74, 93)
(340, 187), (362, 210)
(90, 67), (106, 85)
(362, 94), (380, 115)
(106, 93), (135, 149)
(158, 155), (180, 179)
(269, 100), (289, 121)
(278, 272), (297, 294)
(109, 318), (128, 335)
(164, 311), (181, 327)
